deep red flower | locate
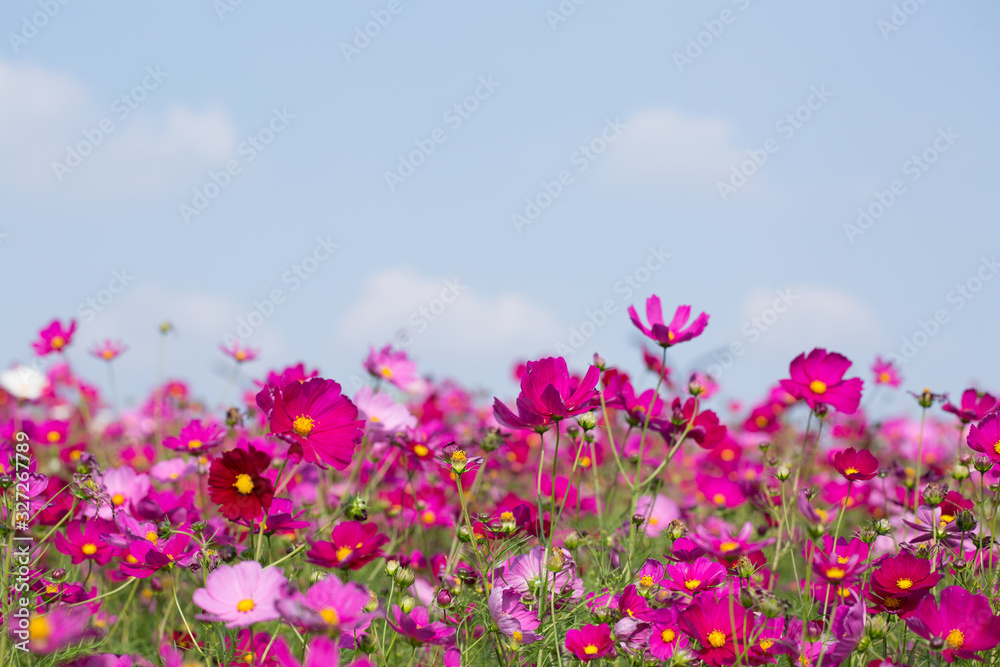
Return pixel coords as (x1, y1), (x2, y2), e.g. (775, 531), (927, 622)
(831, 447), (879, 482)
(307, 521), (388, 571)
(653, 397), (726, 450)
(870, 551), (940, 598)
(207, 445), (275, 522)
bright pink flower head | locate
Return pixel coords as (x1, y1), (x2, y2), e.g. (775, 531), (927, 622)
(387, 605), (455, 646)
(277, 576), (374, 635)
(871, 551), (941, 597)
(831, 447), (879, 482)
(872, 356), (901, 388)
(678, 594), (752, 667)
(364, 345), (420, 392)
(53, 519), (116, 565)
(944, 389), (998, 424)
(24, 607), (94, 654)
(905, 586), (1000, 662)
(780, 348), (864, 414)
(492, 357), (599, 432)
(257, 376), (365, 470)
(628, 296), (709, 348)
(90, 340), (127, 362)
(192, 561), (287, 627)
(163, 419), (226, 454)
(663, 557), (728, 595)
(307, 521), (388, 570)
(32, 319), (76, 355)
(967, 412), (1000, 462)
(221, 341), (259, 363)
(564, 623), (615, 661)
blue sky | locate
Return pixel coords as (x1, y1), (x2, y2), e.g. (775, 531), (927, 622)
(2, 0), (998, 414)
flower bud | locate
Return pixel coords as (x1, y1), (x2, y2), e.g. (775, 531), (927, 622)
(739, 587), (755, 609)
(345, 494), (369, 521)
(456, 525), (473, 543)
(363, 590), (379, 613)
(953, 558), (968, 572)
(974, 456), (994, 473)
(220, 544), (238, 562)
(449, 449), (469, 474)
(873, 518), (892, 536)
(631, 513), (646, 527)
(959, 453), (973, 466)
(400, 596), (416, 613)
(688, 377), (705, 397)
(159, 321), (173, 334)
(923, 483), (948, 507)
(547, 550), (565, 573)
(930, 636), (944, 650)
(812, 404), (829, 419)
(759, 594), (784, 619)
(774, 464), (791, 481)
(564, 532), (581, 550)
(191, 521), (207, 533)
(310, 570), (328, 584)
(394, 567), (416, 588)
(50, 568), (67, 581)
(955, 509), (977, 532)
(735, 555), (756, 579)
(866, 614), (890, 641)
(385, 560), (401, 578)
(666, 519), (687, 540)
(225, 407), (243, 428)
(951, 464), (971, 481)
(859, 527), (878, 544)
(577, 412), (598, 431)
(480, 428), (504, 453)
(757, 441), (771, 454)
(436, 589), (453, 609)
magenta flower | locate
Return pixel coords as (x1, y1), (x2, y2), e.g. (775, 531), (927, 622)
(966, 412), (1000, 463)
(905, 586), (1000, 662)
(830, 447), (879, 482)
(22, 607), (95, 654)
(119, 533), (197, 578)
(492, 357), (599, 432)
(364, 345), (421, 392)
(648, 608), (687, 661)
(89, 340), (127, 362)
(628, 295), (709, 348)
(488, 587), (543, 646)
(307, 521), (389, 571)
(193, 561), (287, 627)
(603, 373), (664, 426)
(277, 576), (374, 635)
(872, 356), (901, 388)
(779, 348), (864, 414)
(257, 376), (365, 470)
(564, 623), (615, 661)
(387, 606), (455, 646)
(663, 557), (728, 595)
(163, 419), (226, 454)
(221, 341), (259, 363)
(32, 319), (77, 355)
(678, 594), (753, 667)
(53, 519), (116, 565)
(943, 389), (997, 424)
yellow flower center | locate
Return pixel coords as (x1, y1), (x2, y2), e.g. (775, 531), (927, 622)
(809, 380), (827, 394)
(759, 638), (774, 651)
(235, 350), (247, 361)
(662, 628), (676, 642)
(380, 367), (393, 378)
(719, 541), (739, 553)
(45, 584), (59, 594)
(187, 439), (203, 450)
(580, 456), (592, 468)
(145, 531), (158, 543)
(639, 575), (655, 588)
(879, 372), (891, 383)
(70, 450), (82, 461)
(112, 493), (126, 506)
(451, 450), (467, 463)
(946, 629), (964, 649)
(837, 555), (849, 564)
(815, 508), (829, 522)
(884, 596), (900, 609)
(707, 630), (726, 648)
(720, 449), (736, 461)
(500, 511), (515, 522)
(712, 493), (726, 505)
(320, 608), (340, 626)
(896, 578), (913, 590)
(336, 546), (354, 561)
(993, 440), (1000, 456)
(512, 630), (523, 643)
(413, 444), (429, 457)
(292, 415), (316, 437)
(584, 645), (598, 655)
(685, 579), (702, 590)
(826, 567), (846, 580)
(236, 599), (255, 612)
(46, 430), (61, 443)
(755, 415), (769, 427)
(667, 330), (675, 342)
(51, 336), (65, 349)
(82, 543), (98, 555)
(422, 510), (436, 524)
(844, 467), (859, 475)
(233, 473), (254, 495)
(28, 616), (50, 641)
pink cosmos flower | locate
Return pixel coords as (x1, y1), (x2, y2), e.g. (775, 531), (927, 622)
(905, 586), (1000, 662)
(257, 376), (365, 470)
(277, 576), (374, 635)
(628, 295), (709, 348)
(492, 357), (599, 432)
(779, 348), (864, 414)
(32, 319), (77, 355)
(53, 519), (116, 565)
(353, 386), (416, 439)
(564, 623), (615, 661)
(678, 594), (753, 667)
(163, 419), (226, 454)
(221, 341), (259, 363)
(967, 412), (1000, 463)
(943, 389), (997, 424)
(663, 557), (728, 596)
(635, 495), (680, 538)
(364, 345), (421, 392)
(90, 340), (127, 362)
(97, 466), (151, 519)
(23, 606), (95, 654)
(387, 606), (455, 646)
(488, 587), (543, 646)
(830, 447), (879, 482)
(872, 356), (901, 387)
(120, 533), (197, 578)
(193, 561), (287, 627)
(307, 521), (389, 571)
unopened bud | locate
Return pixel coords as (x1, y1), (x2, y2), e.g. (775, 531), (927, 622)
(577, 412), (597, 431)
(866, 614), (890, 641)
(812, 404), (829, 418)
(310, 570), (328, 584)
(547, 550), (565, 573)
(873, 518), (892, 536)
(735, 555), (756, 578)
(436, 589), (453, 608)
(384, 560), (400, 578)
(457, 525), (473, 543)
(757, 441), (771, 454)
(355, 632), (378, 654)
(394, 567), (416, 588)
(159, 321), (174, 334)
(930, 636), (944, 650)
(922, 483), (947, 507)
(666, 519), (687, 540)
(363, 590), (379, 613)
(974, 456), (994, 473)
(345, 494), (369, 521)
(955, 509), (977, 532)
(564, 532), (581, 550)
(775, 465), (791, 481)
(225, 407), (243, 428)
(631, 513), (646, 527)
(400, 596), (416, 613)
(50, 568), (67, 581)
(951, 464), (971, 481)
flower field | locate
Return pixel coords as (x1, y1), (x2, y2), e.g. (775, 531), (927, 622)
(2, 295), (999, 667)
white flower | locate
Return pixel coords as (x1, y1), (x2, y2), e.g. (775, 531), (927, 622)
(0, 365), (49, 400)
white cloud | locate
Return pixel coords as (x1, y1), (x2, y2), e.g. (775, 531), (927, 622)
(736, 285), (885, 351)
(336, 267), (563, 357)
(0, 58), (236, 195)
(604, 108), (745, 191)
